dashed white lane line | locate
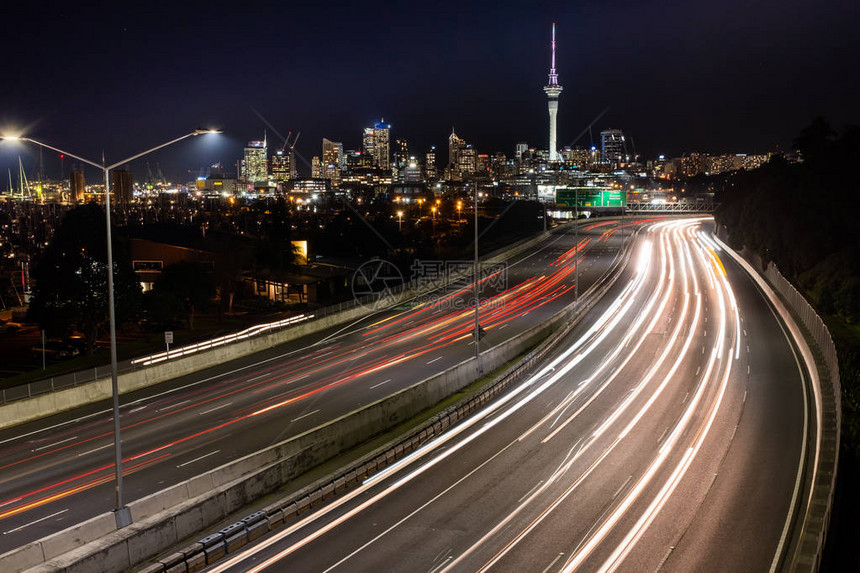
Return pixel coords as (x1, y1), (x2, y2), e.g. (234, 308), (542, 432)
(541, 553), (566, 573)
(427, 356), (443, 364)
(33, 436), (77, 452)
(157, 399), (190, 412)
(177, 450), (221, 468)
(3, 509), (68, 534)
(291, 409), (321, 423)
(370, 379), (391, 390)
(77, 443), (113, 457)
(199, 402), (232, 416)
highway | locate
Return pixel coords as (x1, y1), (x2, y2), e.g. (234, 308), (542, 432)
(206, 218), (807, 573)
(0, 218), (642, 553)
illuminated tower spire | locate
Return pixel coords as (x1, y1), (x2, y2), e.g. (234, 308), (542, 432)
(543, 23), (563, 162)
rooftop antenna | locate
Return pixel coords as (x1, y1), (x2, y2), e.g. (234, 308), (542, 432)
(548, 22), (559, 87)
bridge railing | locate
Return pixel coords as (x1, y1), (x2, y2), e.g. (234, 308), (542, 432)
(625, 201), (716, 213)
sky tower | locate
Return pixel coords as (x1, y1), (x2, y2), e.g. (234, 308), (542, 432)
(543, 23), (563, 162)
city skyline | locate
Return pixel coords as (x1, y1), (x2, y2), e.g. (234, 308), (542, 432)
(1, 0), (858, 180)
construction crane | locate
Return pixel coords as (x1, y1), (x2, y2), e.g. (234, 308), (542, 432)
(156, 162), (167, 185)
(282, 130), (300, 153)
(145, 162), (156, 190)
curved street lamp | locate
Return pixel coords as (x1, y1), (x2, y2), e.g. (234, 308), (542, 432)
(1, 128), (221, 528)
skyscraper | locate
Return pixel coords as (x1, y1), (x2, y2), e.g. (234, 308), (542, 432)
(270, 149), (295, 182)
(447, 129), (477, 180)
(322, 138), (343, 185)
(448, 128), (465, 170)
(600, 129), (626, 166)
(458, 145), (477, 176)
(543, 23), (563, 162)
(425, 147), (437, 180)
(394, 139), (409, 170)
(243, 137), (268, 186)
(515, 142), (528, 161)
(362, 120), (391, 170)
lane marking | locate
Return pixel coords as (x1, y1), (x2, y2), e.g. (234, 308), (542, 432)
(429, 555), (453, 573)
(427, 356), (443, 364)
(612, 475), (634, 499)
(291, 410), (320, 423)
(77, 443), (113, 457)
(199, 402), (232, 416)
(517, 481), (545, 504)
(157, 399), (190, 412)
(33, 436), (77, 452)
(369, 379), (391, 390)
(177, 450), (221, 468)
(3, 509), (68, 534)
(541, 553), (566, 573)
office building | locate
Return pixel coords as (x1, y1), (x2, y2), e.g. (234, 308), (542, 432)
(600, 129), (626, 165)
(425, 147), (437, 180)
(362, 120), (391, 170)
(322, 138), (343, 185)
(270, 149), (295, 182)
(243, 138), (268, 186)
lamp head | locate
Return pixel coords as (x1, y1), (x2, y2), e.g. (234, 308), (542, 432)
(0, 135), (22, 141)
(193, 129), (222, 136)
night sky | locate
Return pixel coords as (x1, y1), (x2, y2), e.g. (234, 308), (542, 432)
(1, 0), (858, 181)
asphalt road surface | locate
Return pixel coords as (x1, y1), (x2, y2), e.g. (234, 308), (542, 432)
(206, 218), (806, 573)
(0, 218), (648, 553)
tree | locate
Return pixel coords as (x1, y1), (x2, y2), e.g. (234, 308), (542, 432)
(205, 231), (252, 315)
(27, 203), (142, 354)
(150, 261), (216, 329)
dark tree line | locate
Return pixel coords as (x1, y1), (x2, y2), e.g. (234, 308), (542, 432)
(27, 204), (142, 354)
(715, 118), (860, 323)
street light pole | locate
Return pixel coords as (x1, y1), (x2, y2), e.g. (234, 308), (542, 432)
(1, 129), (220, 528)
(575, 187), (579, 303)
(474, 183), (482, 374)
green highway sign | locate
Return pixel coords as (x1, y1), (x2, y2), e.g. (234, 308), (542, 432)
(556, 187), (627, 208)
